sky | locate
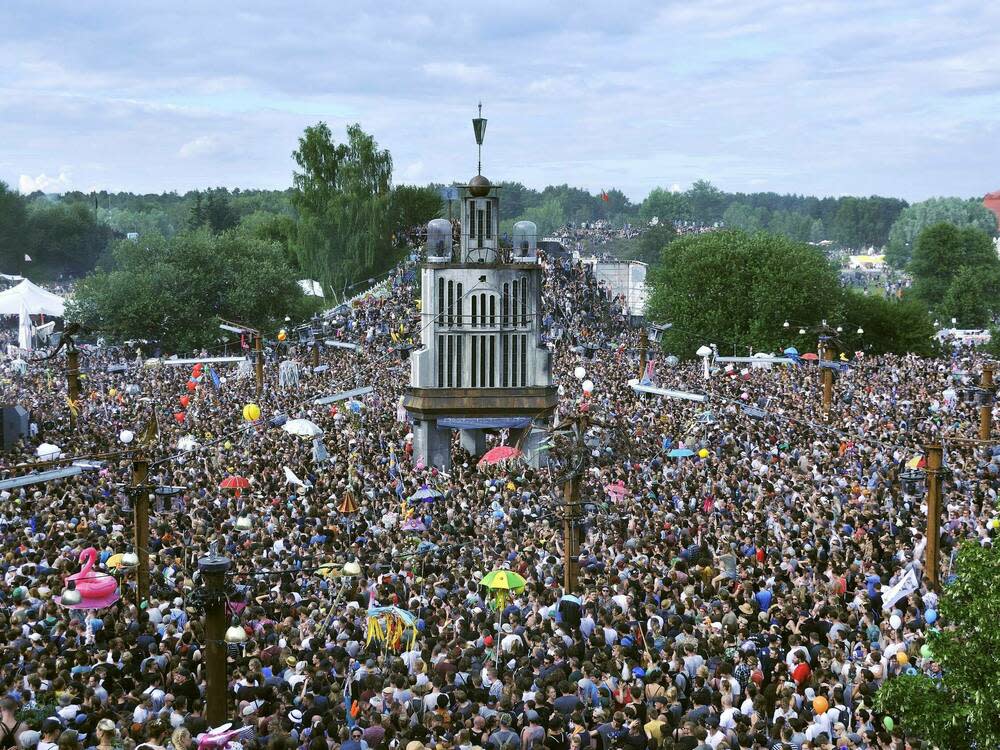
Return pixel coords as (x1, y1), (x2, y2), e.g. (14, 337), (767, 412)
(2, 1), (999, 202)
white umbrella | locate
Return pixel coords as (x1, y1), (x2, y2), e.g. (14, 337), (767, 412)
(35, 443), (61, 459)
(282, 419), (324, 438)
(177, 435), (199, 452)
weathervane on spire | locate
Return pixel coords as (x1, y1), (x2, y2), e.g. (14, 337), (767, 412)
(472, 102), (487, 176)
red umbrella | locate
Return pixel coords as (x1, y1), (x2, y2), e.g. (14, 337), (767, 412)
(478, 446), (523, 467)
(220, 476), (250, 497)
(801, 352), (819, 361)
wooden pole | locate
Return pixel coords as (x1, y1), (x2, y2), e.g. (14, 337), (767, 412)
(980, 366), (993, 441)
(254, 333), (263, 397)
(562, 413), (586, 594)
(821, 339), (836, 421)
(199, 553), (232, 726)
(131, 456), (150, 606)
(925, 443), (943, 590)
(66, 343), (80, 429)
(638, 328), (648, 380)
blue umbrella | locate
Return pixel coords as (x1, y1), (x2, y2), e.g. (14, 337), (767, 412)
(559, 594), (582, 605)
(416, 541), (440, 554)
(783, 346), (799, 356)
(668, 448), (695, 458)
(408, 486), (442, 502)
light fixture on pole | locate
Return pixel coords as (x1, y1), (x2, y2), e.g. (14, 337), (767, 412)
(225, 618), (248, 644)
(696, 345), (713, 381)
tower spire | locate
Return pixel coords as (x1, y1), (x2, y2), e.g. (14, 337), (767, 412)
(472, 102), (487, 175)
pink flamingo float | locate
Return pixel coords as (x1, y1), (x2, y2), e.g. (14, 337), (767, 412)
(61, 547), (119, 609)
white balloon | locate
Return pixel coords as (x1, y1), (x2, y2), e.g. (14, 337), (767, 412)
(119, 430), (135, 444)
(889, 614), (901, 629)
(574, 366), (586, 380)
(582, 379), (594, 393)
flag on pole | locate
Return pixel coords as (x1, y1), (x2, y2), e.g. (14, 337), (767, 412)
(601, 191), (609, 202)
(882, 568), (919, 611)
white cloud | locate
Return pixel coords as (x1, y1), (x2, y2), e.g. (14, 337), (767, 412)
(398, 160), (425, 182)
(178, 136), (221, 159)
(421, 61), (491, 83)
(19, 171), (71, 193)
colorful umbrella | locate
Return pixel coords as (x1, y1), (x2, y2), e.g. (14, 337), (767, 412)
(478, 445), (523, 467)
(906, 455), (926, 469)
(401, 517), (426, 531)
(338, 492), (359, 514)
(605, 480), (629, 502)
(365, 606), (418, 651)
(801, 352), (819, 361)
(219, 476), (250, 497)
(667, 448), (695, 458)
(408, 486), (442, 502)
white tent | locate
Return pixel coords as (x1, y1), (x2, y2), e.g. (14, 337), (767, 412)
(0, 279), (66, 317)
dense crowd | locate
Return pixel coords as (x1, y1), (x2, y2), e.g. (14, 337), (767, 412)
(0, 252), (996, 750)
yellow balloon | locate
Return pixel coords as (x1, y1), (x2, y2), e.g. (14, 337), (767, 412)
(896, 652), (909, 666)
(223, 440), (233, 450)
(277, 329), (287, 342)
(108, 388), (117, 397)
(698, 448), (710, 458)
(243, 404), (261, 422)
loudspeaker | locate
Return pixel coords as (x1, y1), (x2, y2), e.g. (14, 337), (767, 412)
(2, 405), (29, 450)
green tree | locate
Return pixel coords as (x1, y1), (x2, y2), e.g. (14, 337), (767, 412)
(68, 229), (303, 351)
(910, 223), (998, 307)
(841, 291), (937, 356)
(204, 189), (239, 234)
(291, 122), (394, 296)
(721, 202), (765, 232)
(684, 180), (725, 226)
(875, 542), (1000, 749)
(632, 223), (677, 266)
(389, 185), (443, 236)
(188, 192), (206, 231)
(640, 187), (690, 225)
(0, 181), (27, 273)
(520, 198), (566, 237)
(939, 265), (1000, 328)
(886, 197), (997, 267)
(23, 201), (115, 278)
(646, 229), (842, 356)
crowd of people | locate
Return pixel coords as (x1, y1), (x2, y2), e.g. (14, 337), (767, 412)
(0, 250), (996, 750)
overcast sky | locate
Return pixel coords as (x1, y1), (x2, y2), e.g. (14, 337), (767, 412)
(2, 1), (999, 202)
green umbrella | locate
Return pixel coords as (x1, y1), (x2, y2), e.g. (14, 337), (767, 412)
(480, 569), (526, 593)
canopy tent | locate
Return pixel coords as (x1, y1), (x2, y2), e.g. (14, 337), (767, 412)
(0, 279), (66, 317)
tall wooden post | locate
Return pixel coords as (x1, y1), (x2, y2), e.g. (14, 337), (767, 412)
(254, 333), (263, 397)
(980, 366), (993, 441)
(199, 553), (232, 726)
(562, 413), (586, 594)
(131, 456), (150, 605)
(925, 443), (943, 590)
(66, 343), (80, 429)
(637, 328), (649, 380)
(821, 339), (836, 421)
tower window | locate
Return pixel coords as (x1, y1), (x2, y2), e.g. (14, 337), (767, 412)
(477, 209), (485, 248)
(486, 201), (492, 239)
(437, 278), (445, 325)
(447, 279), (454, 326)
(521, 276), (528, 326)
(437, 334), (445, 387)
(521, 334), (527, 385)
(457, 283), (463, 327)
(468, 200), (476, 238)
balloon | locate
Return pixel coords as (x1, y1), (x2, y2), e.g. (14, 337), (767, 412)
(186, 380), (197, 392)
(920, 644), (933, 659)
(988, 518), (1000, 530)
(812, 696), (828, 714)
(224, 440), (232, 450)
(174, 412), (185, 424)
(750, 670), (764, 685)
(278, 329), (287, 342)
(883, 717), (894, 732)
(108, 387), (117, 397)
(574, 366), (586, 380)
(896, 652), (909, 666)
(889, 614), (901, 629)
(698, 448), (710, 459)
(192, 363), (203, 378)
(119, 430), (134, 444)
(925, 609), (937, 624)
(581, 379), (594, 394)
(243, 404), (261, 422)
(179, 395), (190, 408)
